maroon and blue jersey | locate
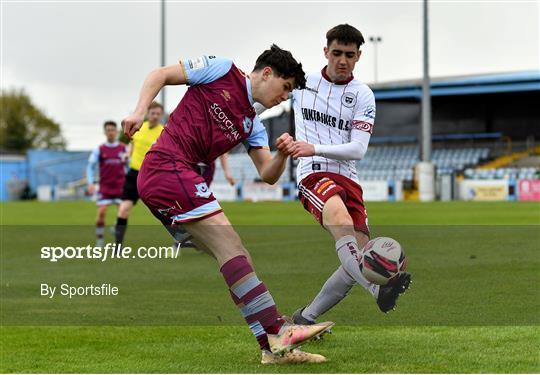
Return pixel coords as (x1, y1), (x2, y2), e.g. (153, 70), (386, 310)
(138, 56), (270, 224)
(148, 55), (269, 169)
(87, 142), (127, 197)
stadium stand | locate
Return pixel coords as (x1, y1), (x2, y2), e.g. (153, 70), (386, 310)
(2, 71), (538, 201)
(2, 150), (91, 201)
(212, 152), (292, 185)
(355, 145), (490, 181)
(0, 154), (28, 201)
(213, 144), (496, 184)
(464, 167), (538, 180)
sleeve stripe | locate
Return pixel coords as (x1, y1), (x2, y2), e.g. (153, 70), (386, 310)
(179, 59), (189, 85)
(248, 145), (270, 152)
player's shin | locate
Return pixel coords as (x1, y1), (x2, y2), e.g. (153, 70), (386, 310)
(220, 255), (284, 351)
(302, 265), (355, 321)
(335, 235), (378, 296)
(96, 220), (105, 247)
(115, 217), (128, 247)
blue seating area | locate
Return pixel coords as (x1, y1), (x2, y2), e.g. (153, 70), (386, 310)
(464, 167), (538, 180)
(212, 145), (493, 184)
(213, 153), (292, 184)
(432, 148), (489, 175)
(357, 145), (490, 181)
(370, 132), (502, 144)
(357, 146), (416, 181)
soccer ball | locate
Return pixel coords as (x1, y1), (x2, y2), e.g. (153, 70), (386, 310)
(359, 237), (407, 285)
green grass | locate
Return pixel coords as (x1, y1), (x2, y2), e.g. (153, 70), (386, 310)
(2, 326), (538, 373)
(1, 200), (539, 225)
(1, 200), (539, 373)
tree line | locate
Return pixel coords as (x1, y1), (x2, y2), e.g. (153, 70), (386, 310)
(1, 89), (66, 151)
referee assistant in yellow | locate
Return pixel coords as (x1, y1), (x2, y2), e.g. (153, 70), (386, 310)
(115, 101), (164, 245)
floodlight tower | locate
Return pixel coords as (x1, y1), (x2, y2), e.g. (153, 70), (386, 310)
(368, 36), (382, 83)
(419, 0), (435, 201)
(160, 0), (166, 110)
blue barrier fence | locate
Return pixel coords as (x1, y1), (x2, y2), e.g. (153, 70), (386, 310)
(0, 157), (28, 201)
(1, 150), (90, 201)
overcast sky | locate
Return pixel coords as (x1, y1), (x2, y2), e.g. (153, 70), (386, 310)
(2, 0), (539, 150)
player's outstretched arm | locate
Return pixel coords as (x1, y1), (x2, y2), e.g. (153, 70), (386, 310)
(123, 64), (187, 138)
(249, 133), (295, 185)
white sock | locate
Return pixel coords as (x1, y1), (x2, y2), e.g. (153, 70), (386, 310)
(302, 265), (379, 321)
(302, 266), (354, 321)
(335, 235), (377, 292)
(96, 226), (105, 238)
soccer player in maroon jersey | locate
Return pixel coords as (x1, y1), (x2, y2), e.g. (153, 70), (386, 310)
(122, 45), (333, 364)
(86, 121), (127, 247)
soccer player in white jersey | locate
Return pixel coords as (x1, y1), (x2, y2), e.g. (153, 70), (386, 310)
(290, 24), (412, 325)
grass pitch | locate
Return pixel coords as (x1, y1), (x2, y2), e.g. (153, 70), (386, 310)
(1, 200), (539, 373)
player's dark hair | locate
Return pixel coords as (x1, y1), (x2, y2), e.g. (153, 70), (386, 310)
(148, 101), (163, 110)
(103, 121), (117, 129)
(326, 24), (365, 49)
(253, 44), (306, 89)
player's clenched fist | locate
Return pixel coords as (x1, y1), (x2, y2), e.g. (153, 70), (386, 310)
(275, 132), (295, 156)
(292, 140), (315, 159)
(122, 113), (145, 138)
(87, 183), (96, 196)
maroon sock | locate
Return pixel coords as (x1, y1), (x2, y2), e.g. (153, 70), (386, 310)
(220, 255), (284, 350)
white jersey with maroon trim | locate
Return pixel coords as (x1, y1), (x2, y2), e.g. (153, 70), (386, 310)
(293, 68), (376, 184)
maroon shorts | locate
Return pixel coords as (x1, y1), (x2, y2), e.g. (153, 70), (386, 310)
(137, 152), (223, 226)
(199, 161), (216, 186)
(298, 172), (369, 235)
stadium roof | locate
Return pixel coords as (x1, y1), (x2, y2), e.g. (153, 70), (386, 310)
(372, 70), (540, 100)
